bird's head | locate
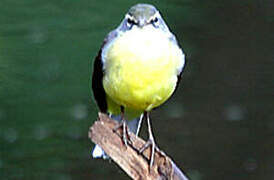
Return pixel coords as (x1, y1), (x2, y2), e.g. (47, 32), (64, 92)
(118, 4), (169, 32)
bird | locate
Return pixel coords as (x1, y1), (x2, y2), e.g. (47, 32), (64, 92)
(91, 3), (185, 168)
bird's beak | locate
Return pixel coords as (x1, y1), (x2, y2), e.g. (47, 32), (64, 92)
(138, 19), (146, 28)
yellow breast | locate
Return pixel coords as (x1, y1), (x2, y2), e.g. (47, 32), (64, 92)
(102, 27), (184, 111)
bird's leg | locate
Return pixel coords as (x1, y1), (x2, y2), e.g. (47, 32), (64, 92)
(113, 106), (129, 146)
(135, 113), (144, 137)
(138, 112), (163, 168)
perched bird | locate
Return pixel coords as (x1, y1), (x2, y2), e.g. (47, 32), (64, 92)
(92, 3), (185, 167)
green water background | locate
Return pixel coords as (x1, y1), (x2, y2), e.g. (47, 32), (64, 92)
(0, 0), (273, 179)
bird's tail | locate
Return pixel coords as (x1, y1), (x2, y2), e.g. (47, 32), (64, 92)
(91, 114), (143, 159)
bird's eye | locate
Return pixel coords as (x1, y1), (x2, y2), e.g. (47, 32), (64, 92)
(126, 17), (136, 29)
(127, 18), (134, 24)
(151, 17), (160, 27)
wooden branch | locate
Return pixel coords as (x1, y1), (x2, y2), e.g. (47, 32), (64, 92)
(89, 113), (189, 180)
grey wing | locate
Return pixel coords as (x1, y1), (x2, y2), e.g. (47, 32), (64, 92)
(92, 30), (118, 112)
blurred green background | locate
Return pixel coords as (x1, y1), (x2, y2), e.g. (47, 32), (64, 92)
(0, 0), (273, 179)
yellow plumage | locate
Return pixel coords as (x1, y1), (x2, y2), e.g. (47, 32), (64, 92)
(102, 26), (184, 114)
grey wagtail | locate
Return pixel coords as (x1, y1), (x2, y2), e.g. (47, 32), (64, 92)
(92, 3), (185, 168)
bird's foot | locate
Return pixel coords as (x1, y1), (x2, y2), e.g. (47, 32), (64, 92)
(138, 136), (165, 168)
(113, 119), (131, 146)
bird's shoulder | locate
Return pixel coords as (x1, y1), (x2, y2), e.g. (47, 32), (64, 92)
(102, 29), (119, 48)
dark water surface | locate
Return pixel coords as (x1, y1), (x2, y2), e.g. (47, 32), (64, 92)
(0, 0), (273, 179)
